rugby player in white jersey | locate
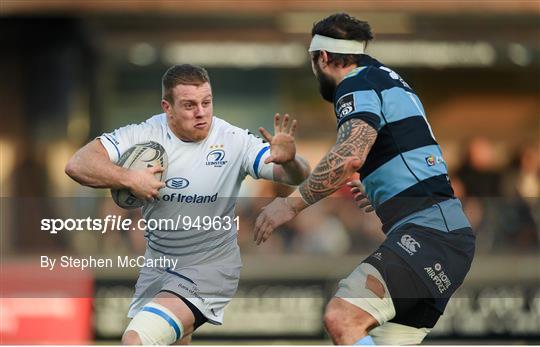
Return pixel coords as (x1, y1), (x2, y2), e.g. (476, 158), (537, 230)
(65, 64), (310, 345)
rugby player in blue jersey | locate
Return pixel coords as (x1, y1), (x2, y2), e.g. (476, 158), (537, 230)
(254, 13), (475, 345)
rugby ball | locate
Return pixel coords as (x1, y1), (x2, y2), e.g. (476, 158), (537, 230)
(111, 141), (168, 209)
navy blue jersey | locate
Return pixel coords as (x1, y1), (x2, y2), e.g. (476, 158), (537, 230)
(334, 55), (469, 233)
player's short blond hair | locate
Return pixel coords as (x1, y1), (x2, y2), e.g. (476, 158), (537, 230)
(162, 64), (210, 103)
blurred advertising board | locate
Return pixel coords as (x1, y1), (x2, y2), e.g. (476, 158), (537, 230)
(0, 261), (93, 344)
(92, 277), (540, 341)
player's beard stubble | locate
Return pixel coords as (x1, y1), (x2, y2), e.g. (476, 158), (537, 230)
(315, 64), (336, 103)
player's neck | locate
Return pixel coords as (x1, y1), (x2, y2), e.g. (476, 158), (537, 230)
(333, 64), (359, 85)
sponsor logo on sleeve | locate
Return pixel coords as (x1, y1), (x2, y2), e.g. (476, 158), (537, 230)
(336, 93), (355, 119)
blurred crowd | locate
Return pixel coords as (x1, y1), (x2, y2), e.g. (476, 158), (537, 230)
(453, 138), (539, 252)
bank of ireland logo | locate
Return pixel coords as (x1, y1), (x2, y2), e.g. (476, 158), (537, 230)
(206, 145), (228, 167)
(397, 234), (421, 255)
(165, 177), (189, 189)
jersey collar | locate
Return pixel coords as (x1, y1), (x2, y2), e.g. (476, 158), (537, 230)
(344, 66), (367, 79)
(343, 55), (381, 80)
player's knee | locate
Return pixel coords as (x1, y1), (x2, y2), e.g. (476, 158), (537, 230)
(122, 330), (142, 345)
(323, 302), (341, 335)
(177, 334), (192, 345)
(324, 299), (363, 338)
(324, 312), (347, 340)
(324, 298), (376, 339)
(124, 302), (184, 345)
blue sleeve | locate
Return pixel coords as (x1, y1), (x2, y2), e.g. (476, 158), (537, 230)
(334, 76), (382, 131)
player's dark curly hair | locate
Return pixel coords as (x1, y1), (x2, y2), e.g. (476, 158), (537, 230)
(311, 13), (374, 67)
(162, 64), (210, 103)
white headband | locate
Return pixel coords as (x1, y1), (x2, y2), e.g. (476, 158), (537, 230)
(308, 34), (365, 54)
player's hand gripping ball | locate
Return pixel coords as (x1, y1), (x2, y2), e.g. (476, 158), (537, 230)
(111, 141), (168, 209)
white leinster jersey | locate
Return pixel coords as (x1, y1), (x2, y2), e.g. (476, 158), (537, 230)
(98, 114), (273, 266)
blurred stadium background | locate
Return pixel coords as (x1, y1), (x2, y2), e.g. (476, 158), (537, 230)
(1, 0), (539, 344)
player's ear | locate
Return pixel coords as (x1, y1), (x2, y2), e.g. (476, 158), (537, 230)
(161, 99), (171, 114)
(319, 50), (329, 66)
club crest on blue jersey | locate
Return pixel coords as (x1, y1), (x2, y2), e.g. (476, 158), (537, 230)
(336, 93), (355, 119)
(206, 146), (228, 167)
(165, 177), (190, 189)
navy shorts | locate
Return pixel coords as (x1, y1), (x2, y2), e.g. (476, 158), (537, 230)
(364, 223), (475, 328)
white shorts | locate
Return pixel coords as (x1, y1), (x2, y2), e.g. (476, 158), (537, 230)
(127, 246), (242, 325)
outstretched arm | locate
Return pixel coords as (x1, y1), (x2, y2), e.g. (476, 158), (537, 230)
(253, 118), (377, 244)
(259, 113), (311, 186)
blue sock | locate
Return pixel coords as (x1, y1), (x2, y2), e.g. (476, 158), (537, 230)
(354, 335), (375, 345)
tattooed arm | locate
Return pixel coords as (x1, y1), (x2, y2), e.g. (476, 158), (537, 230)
(299, 118), (377, 205)
(253, 118), (377, 244)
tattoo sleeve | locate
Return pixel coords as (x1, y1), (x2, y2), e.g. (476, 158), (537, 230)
(299, 118), (377, 205)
